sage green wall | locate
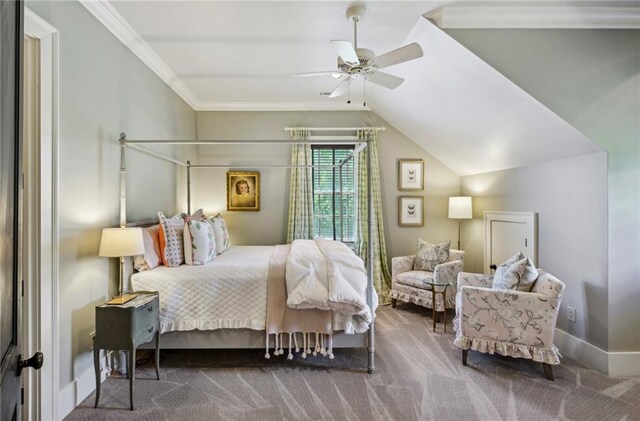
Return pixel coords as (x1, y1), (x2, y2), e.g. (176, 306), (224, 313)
(446, 28), (640, 352)
(25, 1), (196, 416)
(192, 111), (461, 262)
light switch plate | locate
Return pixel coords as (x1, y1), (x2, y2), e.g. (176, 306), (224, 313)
(567, 306), (576, 322)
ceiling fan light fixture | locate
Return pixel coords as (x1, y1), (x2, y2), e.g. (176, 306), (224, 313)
(331, 72), (343, 79)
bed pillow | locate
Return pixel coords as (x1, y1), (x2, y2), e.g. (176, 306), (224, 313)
(133, 225), (162, 271)
(208, 214), (230, 254)
(184, 218), (216, 265)
(413, 239), (450, 271)
(158, 212), (186, 267)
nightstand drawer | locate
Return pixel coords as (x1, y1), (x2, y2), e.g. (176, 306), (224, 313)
(134, 297), (159, 330)
(134, 322), (157, 346)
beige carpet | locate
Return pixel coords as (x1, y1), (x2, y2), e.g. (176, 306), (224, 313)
(66, 303), (640, 421)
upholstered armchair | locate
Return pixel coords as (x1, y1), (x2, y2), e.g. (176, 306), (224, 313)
(453, 270), (565, 380)
(390, 250), (465, 312)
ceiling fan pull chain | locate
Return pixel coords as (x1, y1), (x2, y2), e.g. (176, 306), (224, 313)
(363, 77), (366, 107)
(347, 79), (351, 104)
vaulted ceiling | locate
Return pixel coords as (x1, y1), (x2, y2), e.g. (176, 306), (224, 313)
(82, 1), (638, 175)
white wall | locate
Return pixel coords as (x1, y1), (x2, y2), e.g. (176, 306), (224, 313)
(193, 111), (461, 262)
(447, 28), (640, 352)
(25, 1), (196, 417)
(461, 153), (608, 349)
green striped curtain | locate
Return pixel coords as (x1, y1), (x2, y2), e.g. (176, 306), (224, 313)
(286, 129), (314, 242)
(356, 129), (392, 303)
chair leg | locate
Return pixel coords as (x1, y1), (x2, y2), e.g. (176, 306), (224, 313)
(462, 349), (468, 366)
(391, 298), (397, 308)
(542, 363), (554, 381)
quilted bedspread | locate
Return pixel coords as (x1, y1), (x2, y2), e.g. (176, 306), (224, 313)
(131, 246), (273, 333)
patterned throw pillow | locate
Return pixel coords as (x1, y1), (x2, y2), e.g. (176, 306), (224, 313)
(184, 218), (216, 265)
(208, 214), (230, 254)
(158, 212), (186, 267)
(413, 239), (450, 272)
(133, 225), (162, 271)
(492, 252), (539, 291)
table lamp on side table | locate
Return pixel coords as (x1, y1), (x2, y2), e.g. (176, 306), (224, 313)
(448, 196), (473, 250)
(99, 227), (145, 305)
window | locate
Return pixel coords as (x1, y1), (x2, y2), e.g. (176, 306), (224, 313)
(312, 145), (356, 242)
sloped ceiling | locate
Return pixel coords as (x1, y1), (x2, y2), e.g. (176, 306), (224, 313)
(83, 1), (606, 176)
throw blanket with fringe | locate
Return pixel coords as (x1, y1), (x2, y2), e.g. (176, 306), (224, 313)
(265, 244), (334, 359)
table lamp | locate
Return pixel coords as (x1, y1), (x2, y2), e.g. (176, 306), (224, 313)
(448, 196), (473, 250)
(99, 227), (145, 305)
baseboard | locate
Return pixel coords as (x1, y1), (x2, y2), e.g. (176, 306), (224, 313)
(554, 329), (640, 377)
(59, 351), (112, 420)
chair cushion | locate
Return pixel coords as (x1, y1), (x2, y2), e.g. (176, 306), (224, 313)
(395, 270), (435, 289)
(414, 239), (450, 271)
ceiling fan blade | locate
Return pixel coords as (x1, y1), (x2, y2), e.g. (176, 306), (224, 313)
(331, 40), (359, 65)
(366, 71), (404, 89)
(329, 78), (350, 98)
(294, 71), (338, 78)
(372, 43), (423, 69)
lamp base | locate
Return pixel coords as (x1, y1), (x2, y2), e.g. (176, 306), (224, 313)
(106, 293), (138, 305)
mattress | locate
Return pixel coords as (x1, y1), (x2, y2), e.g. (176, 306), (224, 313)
(131, 246), (273, 333)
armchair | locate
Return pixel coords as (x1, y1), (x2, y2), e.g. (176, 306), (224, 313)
(453, 270), (565, 380)
(390, 250), (465, 312)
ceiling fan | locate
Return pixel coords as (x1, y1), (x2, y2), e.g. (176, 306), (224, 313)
(294, 5), (423, 103)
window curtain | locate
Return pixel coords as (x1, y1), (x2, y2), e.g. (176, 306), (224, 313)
(286, 128), (314, 242)
(356, 129), (392, 303)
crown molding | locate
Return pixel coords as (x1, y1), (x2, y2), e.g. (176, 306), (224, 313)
(425, 6), (640, 29)
(79, 0), (200, 109)
(194, 102), (371, 111)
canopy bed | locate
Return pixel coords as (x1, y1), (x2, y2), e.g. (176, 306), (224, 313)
(116, 127), (384, 373)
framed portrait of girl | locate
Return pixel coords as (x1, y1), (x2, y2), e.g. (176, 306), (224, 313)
(227, 171), (260, 211)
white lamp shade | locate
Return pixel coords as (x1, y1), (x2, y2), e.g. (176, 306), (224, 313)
(449, 196), (473, 219)
(99, 227), (145, 257)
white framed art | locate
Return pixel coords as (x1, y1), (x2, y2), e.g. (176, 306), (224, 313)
(398, 196), (424, 227)
(398, 159), (424, 191)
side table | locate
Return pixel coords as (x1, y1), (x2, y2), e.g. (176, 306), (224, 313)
(424, 281), (452, 332)
(93, 291), (160, 410)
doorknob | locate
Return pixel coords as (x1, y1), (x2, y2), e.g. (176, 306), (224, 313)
(17, 352), (43, 375)
(489, 264), (497, 271)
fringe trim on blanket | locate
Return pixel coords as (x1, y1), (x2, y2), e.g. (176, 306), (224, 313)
(265, 332), (334, 360)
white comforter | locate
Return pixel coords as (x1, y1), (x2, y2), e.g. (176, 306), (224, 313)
(286, 238), (377, 333)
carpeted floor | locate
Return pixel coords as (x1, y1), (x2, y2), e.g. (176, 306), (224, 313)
(66, 303), (640, 421)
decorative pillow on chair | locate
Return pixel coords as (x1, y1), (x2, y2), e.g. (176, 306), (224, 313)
(493, 252), (539, 291)
(208, 214), (230, 254)
(414, 239), (450, 271)
(184, 217), (216, 265)
(158, 212), (186, 267)
(133, 225), (162, 271)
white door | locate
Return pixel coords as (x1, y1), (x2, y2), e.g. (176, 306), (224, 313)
(484, 212), (537, 274)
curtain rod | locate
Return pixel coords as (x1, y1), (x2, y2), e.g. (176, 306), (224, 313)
(284, 126), (385, 131)
(122, 139), (366, 145)
(189, 164), (345, 169)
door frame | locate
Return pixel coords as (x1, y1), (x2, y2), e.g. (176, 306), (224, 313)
(484, 211), (537, 275)
(23, 8), (59, 421)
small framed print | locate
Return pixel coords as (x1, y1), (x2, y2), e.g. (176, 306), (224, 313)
(227, 171), (260, 211)
(398, 196), (424, 227)
(398, 159), (424, 191)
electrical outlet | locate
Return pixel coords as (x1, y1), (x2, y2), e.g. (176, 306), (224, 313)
(567, 306), (576, 322)
(89, 331), (96, 350)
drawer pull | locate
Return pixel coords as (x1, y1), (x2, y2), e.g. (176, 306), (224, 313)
(147, 306), (153, 312)
(147, 326), (154, 333)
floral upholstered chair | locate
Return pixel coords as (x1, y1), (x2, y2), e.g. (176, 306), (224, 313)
(453, 270), (565, 380)
(390, 249), (465, 313)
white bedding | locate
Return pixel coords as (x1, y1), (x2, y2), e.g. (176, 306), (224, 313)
(131, 246), (273, 333)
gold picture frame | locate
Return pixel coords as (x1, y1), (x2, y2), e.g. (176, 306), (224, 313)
(398, 196), (424, 227)
(398, 159), (424, 191)
(227, 171), (260, 211)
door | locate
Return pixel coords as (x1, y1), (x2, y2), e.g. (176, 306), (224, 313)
(484, 211), (537, 275)
(1, 1), (24, 419)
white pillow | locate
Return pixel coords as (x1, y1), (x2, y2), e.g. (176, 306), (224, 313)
(133, 225), (162, 271)
(158, 212), (186, 267)
(208, 214), (230, 254)
(493, 252), (538, 291)
(184, 219), (216, 265)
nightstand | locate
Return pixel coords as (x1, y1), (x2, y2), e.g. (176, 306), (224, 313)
(93, 291), (160, 410)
